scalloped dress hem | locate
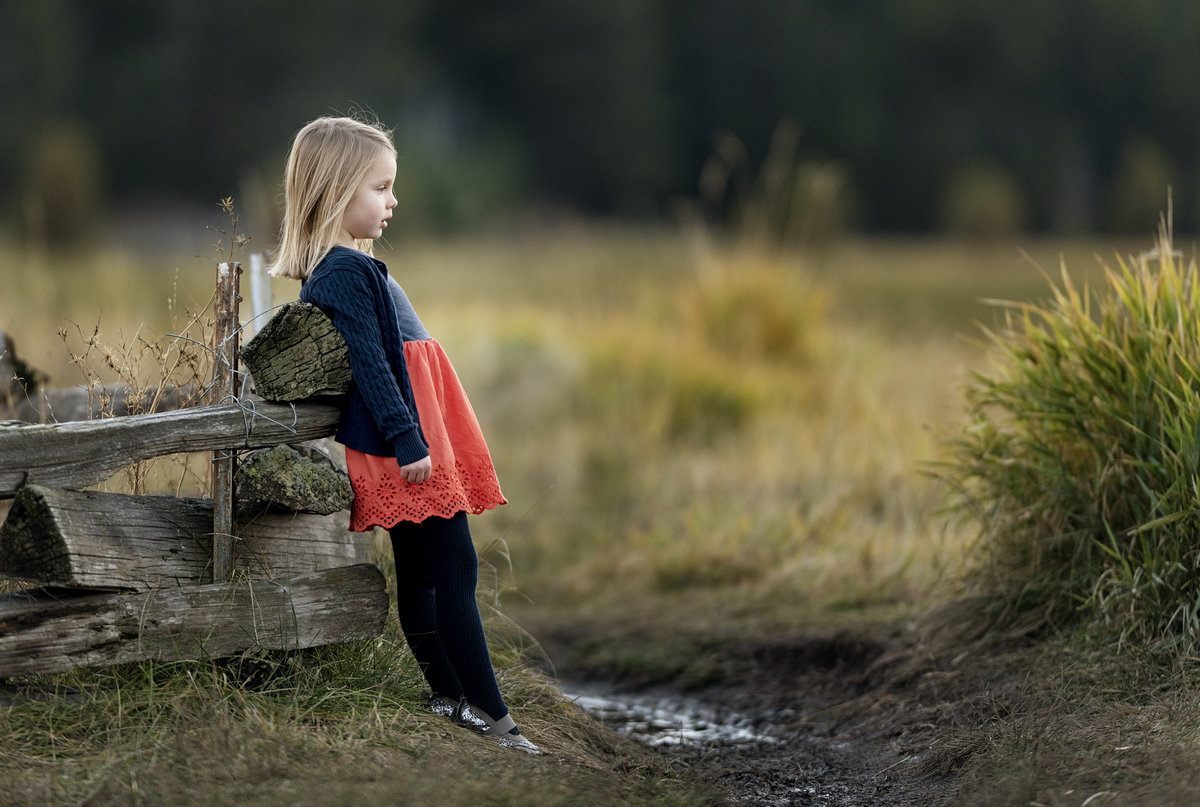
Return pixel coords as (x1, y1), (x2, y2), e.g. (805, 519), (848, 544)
(344, 339), (506, 531)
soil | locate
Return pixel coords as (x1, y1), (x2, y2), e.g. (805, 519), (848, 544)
(523, 608), (1026, 807)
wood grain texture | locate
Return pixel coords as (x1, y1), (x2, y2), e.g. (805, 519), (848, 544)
(0, 564), (388, 676)
(241, 302), (352, 401)
(0, 485), (371, 590)
(0, 401), (340, 497)
(211, 262), (243, 583)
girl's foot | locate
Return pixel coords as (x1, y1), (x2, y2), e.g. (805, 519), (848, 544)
(427, 693), (459, 719)
(454, 698), (543, 755)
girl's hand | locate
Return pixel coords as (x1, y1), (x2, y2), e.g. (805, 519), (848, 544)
(399, 456), (433, 484)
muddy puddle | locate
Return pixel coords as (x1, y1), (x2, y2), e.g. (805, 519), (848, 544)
(564, 680), (925, 806)
(565, 682), (780, 748)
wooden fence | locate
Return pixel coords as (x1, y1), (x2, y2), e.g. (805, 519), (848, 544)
(0, 265), (383, 677)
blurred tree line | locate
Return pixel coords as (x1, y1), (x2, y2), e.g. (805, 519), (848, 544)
(3, 0), (1199, 244)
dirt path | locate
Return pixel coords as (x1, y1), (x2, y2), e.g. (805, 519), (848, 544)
(530, 619), (1008, 806)
(634, 635), (955, 806)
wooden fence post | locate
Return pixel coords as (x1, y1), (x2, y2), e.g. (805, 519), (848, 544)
(211, 261), (242, 582)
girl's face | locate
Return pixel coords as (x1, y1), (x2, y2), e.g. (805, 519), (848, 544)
(337, 149), (398, 248)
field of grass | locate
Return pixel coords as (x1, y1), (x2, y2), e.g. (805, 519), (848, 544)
(1, 225), (1195, 804)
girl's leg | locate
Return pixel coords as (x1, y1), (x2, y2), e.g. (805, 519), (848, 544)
(390, 519), (465, 701)
(390, 512), (508, 721)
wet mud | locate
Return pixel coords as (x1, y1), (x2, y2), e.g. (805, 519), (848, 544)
(539, 624), (996, 807)
(567, 675), (934, 806)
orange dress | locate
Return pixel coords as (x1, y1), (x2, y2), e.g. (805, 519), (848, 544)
(344, 339), (506, 530)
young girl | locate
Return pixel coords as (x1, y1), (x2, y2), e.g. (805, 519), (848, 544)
(269, 116), (539, 754)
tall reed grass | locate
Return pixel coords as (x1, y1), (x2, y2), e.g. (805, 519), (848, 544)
(945, 222), (1200, 651)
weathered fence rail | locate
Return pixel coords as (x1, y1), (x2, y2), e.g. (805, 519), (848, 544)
(0, 284), (376, 677)
(0, 485), (369, 592)
(0, 565), (387, 677)
(0, 401), (341, 497)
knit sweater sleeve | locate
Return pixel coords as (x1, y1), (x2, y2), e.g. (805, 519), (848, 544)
(302, 264), (429, 465)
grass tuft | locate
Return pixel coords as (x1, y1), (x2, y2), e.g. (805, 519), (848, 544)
(944, 221), (1200, 651)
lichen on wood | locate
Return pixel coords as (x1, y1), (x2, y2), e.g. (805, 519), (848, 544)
(236, 443), (352, 515)
(241, 302), (352, 401)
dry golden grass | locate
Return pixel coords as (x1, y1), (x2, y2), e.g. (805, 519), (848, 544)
(0, 225), (1165, 806)
(3, 229), (1119, 607)
(396, 234), (1014, 614)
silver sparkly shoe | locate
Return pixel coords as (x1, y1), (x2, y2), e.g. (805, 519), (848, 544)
(427, 694), (459, 719)
(454, 699), (543, 755)
(452, 697), (490, 733)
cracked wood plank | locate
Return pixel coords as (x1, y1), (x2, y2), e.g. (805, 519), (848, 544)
(0, 484), (370, 591)
(0, 564), (388, 676)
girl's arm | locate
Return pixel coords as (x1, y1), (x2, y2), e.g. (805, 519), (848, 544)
(302, 267), (429, 466)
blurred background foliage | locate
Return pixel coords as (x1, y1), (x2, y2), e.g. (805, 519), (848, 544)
(3, 0), (1200, 246)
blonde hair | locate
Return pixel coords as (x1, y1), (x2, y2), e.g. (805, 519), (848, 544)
(268, 116), (396, 281)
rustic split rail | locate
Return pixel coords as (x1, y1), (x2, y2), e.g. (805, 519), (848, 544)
(0, 271), (380, 677)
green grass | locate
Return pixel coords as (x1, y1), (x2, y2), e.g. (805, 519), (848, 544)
(943, 225), (1200, 651)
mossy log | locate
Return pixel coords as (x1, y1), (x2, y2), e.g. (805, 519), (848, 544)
(0, 564), (388, 676)
(0, 484), (370, 591)
(0, 401), (340, 498)
(236, 443), (352, 515)
(242, 302), (352, 401)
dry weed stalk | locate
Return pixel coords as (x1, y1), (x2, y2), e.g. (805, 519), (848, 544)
(58, 291), (217, 495)
(54, 197), (256, 495)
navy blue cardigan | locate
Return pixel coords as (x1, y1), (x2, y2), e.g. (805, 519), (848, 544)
(299, 246), (430, 465)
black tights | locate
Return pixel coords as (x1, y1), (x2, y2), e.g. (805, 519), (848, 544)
(389, 511), (507, 721)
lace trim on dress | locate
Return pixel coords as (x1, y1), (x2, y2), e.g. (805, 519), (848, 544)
(347, 455), (506, 531)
